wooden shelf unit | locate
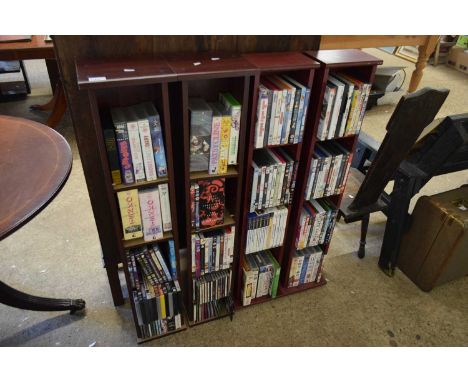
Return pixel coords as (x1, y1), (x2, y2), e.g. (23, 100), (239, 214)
(73, 49), (383, 341)
(234, 52), (321, 308)
(279, 49), (383, 291)
(76, 57), (187, 341)
(166, 53), (256, 325)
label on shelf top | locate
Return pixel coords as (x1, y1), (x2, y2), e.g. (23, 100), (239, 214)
(88, 76), (107, 82)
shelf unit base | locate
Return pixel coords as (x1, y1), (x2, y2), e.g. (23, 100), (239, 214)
(278, 278), (327, 296)
(137, 322), (188, 344)
(236, 276), (327, 309)
(188, 311), (233, 327)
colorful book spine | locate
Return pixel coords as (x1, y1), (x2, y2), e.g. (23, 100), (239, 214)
(137, 117), (158, 181)
(103, 129), (122, 185)
(209, 111), (222, 174)
(168, 240), (177, 280)
(266, 251), (281, 298)
(158, 183), (172, 232)
(220, 93), (241, 165)
(117, 189), (143, 240)
(126, 119), (146, 182)
(138, 188), (163, 241)
(194, 183), (200, 229)
(255, 86), (269, 148)
(115, 126), (135, 184)
(147, 109), (168, 177)
(218, 114), (231, 174)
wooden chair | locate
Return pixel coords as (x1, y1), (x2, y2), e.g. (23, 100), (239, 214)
(338, 87), (449, 262)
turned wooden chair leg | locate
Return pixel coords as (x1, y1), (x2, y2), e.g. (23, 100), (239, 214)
(358, 214), (370, 259)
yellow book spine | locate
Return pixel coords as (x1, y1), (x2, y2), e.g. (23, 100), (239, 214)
(218, 115), (231, 174)
(117, 189), (143, 240)
(345, 89), (359, 135)
(111, 170), (122, 186)
(160, 293), (166, 319)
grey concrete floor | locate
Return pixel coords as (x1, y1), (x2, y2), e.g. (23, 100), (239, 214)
(0, 49), (467, 346)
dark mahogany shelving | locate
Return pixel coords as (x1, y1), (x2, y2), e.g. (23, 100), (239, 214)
(76, 57), (187, 341)
(189, 166), (239, 181)
(112, 177), (170, 192)
(73, 49), (383, 342)
(188, 311), (231, 327)
(278, 49), (383, 291)
(122, 231), (174, 250)
(137, 323), (188, 345)
(235, 51), (320, 308)
(167, 53), (255, 326)
(76, 58), (177, 90)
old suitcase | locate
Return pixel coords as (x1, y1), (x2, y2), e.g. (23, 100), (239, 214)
(398, 185), (468, 291)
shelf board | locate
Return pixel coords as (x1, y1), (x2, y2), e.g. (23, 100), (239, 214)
(189, 166), (238, 181)
(305, 49), (383, 68)
(166, 52), (256, 80)
(242, 51), (320, 71)
(192, 265), (233, 279)
(76, 57), (177, 90)
(191, 210), (235, 234)
(315, 134), (357, 143)
(113, 177), (170, 193)
(236, 277), (327, 309)
(123, 231), (173, 249)
(235, 294), (274, 309)
(254, 142), (299, 150)
(137, 322), (188, 344)
(188, 310), (232, 327)
(278, 278), (327, 296)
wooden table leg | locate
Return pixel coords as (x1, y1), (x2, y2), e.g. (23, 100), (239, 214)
(0, 280), (85, 313)
(408, 35), (440, 93)
(45, 83), (67, 128)
(29, 83), (58, 111)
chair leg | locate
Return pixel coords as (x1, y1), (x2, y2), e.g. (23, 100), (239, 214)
(358, 214), (370, 259)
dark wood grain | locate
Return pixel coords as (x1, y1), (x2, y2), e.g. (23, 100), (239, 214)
(0, 35), (54, 60)
(243, 51), (320, 71)
(52, 35), (320, 327)
(305, 49), (383, 68)
(166, 52), (256, 80)
(0, 115), (71, 239)
(76, 57), (177, 89)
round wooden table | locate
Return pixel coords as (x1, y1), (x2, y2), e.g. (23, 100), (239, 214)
(0, 115), (85, 313)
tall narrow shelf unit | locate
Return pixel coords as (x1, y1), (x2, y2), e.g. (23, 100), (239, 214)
(166, 54), (256, 325)
(76, 58), (187, 342)
(235, 52), (321, 307)
(279, 49), (383, 293)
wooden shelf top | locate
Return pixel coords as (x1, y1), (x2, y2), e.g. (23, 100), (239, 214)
(243, 51), (320, 71)
(166, 52), (256, 80)
(76, 57), (177, 89)
(189, 166), (238, 181)
(113, 177), (170, 193)
(122, 231), (173, 250)
(304, 49), (383, 68)
(192, 210), (235, 234)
